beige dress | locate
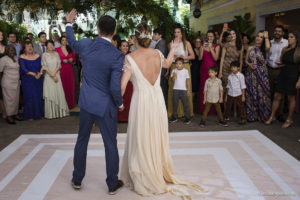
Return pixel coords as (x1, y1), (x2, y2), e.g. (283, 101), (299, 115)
(168, 42), (194, 118)
(0, 56), (20, 116)
(120, 51), (206, 200)
(42, 52), (69, 119)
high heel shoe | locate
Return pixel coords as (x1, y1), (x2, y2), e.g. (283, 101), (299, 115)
(282, 119), (293, 128)
(14, 115), (23, 121)
(265, 117), (275, 125)
(6, 116), (16, 125)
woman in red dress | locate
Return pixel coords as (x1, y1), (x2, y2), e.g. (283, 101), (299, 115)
(118, 40), (133, 122)
(55, 36), (76, 109)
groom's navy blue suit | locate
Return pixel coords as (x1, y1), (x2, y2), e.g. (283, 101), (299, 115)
(66, 25), (124, 190)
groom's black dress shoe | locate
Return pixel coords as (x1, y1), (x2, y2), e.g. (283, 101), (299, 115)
(71, 178), (81, 190)
(108, 180), (124, 195)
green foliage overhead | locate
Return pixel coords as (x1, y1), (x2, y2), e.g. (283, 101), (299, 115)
(0, 0), (183, 42)
(0, 20), (28, 41)
(233, 13), (256, 43)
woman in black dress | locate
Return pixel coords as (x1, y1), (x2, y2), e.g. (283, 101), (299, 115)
(191, 37), (202, 112)
(265, 31), (300, 128)
(0, 30), (7, 119)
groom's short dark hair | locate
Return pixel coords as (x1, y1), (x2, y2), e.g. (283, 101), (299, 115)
(98, 15), (116, 36)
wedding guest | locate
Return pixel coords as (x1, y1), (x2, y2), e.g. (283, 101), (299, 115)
(56, 36), (76, 109)
(245, 31), (271, 122)
(19, 41), (44, 120)
(149, 35), (157, 49)
(7, 33), (22, 58)
(42, 40), (69, 119)
(267, 25), (288, 122)
(224, 61), (247, 124)
(118, 40), (133, 122)
(153, 28), (168, 106)
(219, 29), (243, 90)
(27, 33), (34, 42)
(0, 30), (6, 57)
(220, 31), (231, 47)
(215, 31), (221, 44)
(119, 40), (130, 54)
(218, 24), (230, 47)
(128, 35), (136, 52)
(112, 34), (121, 48)
(0, 30), (6, 119)
(241, 34), (251, 74)
(199, 66), (227, 127)
(167, 27), (195, 118)
(198, 30), (220, 114)
(169, 57), (191, 124)
(0, 45), (22, 124)
(33, 32), (47, 56)
(191, 37), (202, 95)
(49, 24), (63, 48)
(265, 31), (300, 128)
(191, 37), (202, 112)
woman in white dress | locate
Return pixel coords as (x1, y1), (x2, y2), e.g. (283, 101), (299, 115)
(42, 40), (69, 119)
(120, 23), (206, 199)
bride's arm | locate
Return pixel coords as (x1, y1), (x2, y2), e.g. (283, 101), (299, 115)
(162, 40), (179, 69)
(121, 59), (132, 96)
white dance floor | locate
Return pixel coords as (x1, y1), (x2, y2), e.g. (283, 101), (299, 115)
(0, 130), (299, 200)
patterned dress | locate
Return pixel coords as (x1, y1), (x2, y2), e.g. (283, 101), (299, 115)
(221, 43), (240, 89)
(245, 46), (271, 122)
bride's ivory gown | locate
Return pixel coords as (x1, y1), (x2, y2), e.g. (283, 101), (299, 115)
(120, 50), (206, 199)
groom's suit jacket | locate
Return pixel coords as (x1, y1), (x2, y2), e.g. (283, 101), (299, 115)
(66, 26), (124, 117)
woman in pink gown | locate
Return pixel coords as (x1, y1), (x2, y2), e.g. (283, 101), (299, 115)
(56, 36), (76, 109)
(198, 31), (221, 114)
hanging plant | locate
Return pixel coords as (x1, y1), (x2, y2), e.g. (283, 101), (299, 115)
(233, 12), (256, 43)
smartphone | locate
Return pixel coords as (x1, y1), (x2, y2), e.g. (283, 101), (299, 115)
(204, 38), (209, 47)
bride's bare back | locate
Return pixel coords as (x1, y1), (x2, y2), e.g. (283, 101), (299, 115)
(129, 48), (161, 86)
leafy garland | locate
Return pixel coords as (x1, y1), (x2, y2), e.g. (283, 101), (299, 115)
(1, 0), (182, 42)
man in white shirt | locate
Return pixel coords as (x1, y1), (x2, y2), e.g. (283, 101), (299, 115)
(224, 61), (247, 124)
(267, 25), (288, 121)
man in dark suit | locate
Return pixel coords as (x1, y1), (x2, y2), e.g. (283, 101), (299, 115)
(33, 32), (47, 56)
(153, 28), (168, 107)
(66, 9), (124, 195)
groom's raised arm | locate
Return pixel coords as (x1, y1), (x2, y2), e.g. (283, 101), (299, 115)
(66, 24), (89, 55)
(110, 53), (124, 107)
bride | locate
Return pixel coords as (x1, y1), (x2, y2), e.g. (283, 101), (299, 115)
(120, 23), (206, 199)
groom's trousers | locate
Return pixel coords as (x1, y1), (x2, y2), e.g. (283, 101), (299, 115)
(72, 106), (119, 190)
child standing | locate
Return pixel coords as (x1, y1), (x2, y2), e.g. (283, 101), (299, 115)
(199, 66), (228, 127)
(169, 57), (192, 124)
(224, 61), (247, 124)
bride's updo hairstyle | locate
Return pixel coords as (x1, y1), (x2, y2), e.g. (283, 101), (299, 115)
(135, 23), (152, 48)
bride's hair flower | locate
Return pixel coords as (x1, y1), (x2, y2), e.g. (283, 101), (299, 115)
(135, 29), (152, 39)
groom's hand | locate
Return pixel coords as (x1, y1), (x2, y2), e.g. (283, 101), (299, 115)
(66, 9), (77, 23)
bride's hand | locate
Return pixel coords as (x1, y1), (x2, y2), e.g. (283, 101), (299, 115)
(119, 105), (125, 112)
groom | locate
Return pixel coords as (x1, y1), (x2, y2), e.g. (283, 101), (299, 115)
(66, 9), (124, 194)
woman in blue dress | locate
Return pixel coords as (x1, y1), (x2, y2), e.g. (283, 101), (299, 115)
(19, 41), (44, 120)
